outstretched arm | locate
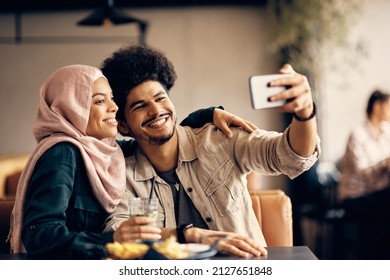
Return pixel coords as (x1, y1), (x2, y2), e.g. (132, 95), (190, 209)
(267, 64), (318, 157)
(180, 106), (257, 137)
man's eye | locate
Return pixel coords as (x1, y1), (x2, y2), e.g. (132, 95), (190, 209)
(156, 96), (166, 102)
(133, 104), (146, 111)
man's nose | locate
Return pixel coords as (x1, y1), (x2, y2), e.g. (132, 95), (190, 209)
(148, 101), (162, 115)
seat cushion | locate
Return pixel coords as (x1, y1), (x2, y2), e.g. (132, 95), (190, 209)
(250, 190), (293, 246)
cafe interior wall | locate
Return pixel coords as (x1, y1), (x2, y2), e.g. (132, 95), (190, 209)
(0, 6), (287, 190)
(320, 0), (390, 164)
(1, 0), (390, 191)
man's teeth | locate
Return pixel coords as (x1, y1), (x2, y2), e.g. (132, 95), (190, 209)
(149, 119), (166, 127)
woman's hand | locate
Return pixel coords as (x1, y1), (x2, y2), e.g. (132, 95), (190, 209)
(185, 227), (267, 258)
(213, 108), (258, 138)
(113, 217), (161, 243)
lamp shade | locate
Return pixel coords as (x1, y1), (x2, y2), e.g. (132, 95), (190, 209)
(77, 5), (147, 26)
(76, 0), (148, 45)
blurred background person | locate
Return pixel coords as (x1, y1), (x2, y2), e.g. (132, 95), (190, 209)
(338, 89), (390, 259)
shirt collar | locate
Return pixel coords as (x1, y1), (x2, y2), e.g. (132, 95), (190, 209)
(176, 125), (198, 163)
(365, 120), (390, 139)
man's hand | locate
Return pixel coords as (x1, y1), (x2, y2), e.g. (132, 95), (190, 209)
(185, 227), (267, 258)
(269, 64), (318, 157)
(268, 64), (313, 119)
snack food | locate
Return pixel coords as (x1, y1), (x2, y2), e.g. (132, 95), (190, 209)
(105, 236), (200, 260)
(152, 236), (190, 259)
(105, 242), (149, 260)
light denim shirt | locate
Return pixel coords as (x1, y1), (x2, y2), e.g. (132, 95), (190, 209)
(105, 124), (320, 246)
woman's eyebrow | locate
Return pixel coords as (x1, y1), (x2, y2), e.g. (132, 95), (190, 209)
(92, 92), (107, 97)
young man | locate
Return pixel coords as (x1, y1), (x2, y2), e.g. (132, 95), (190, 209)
(102, 44), (320, 258)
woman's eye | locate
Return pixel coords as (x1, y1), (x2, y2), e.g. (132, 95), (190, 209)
(95, 99), (105, 105)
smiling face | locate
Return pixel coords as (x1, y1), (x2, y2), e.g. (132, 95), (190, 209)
(86, 77), (119, 140)
(118, 80), (177, 146)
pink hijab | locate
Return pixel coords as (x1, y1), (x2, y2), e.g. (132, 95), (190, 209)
(10, 65), (126, 253)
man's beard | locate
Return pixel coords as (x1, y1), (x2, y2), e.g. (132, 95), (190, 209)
(129, 117), (177, 146)
(148, 130), (174, 145)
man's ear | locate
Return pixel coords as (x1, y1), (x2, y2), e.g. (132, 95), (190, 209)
(118, 120), (130, 135)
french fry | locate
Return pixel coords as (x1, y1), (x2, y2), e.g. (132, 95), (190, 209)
(106, 236), (191, 260)
(105, 242), (149, 260)
(152, 236), (190, 259)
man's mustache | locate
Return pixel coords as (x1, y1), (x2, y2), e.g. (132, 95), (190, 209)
(142, 112), (172, 127)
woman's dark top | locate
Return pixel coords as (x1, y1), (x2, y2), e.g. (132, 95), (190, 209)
(22, 142), (113, 259)
(21, 107), (216, 259)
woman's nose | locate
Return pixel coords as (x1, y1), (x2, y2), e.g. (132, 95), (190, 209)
(109, 99), (118, 112)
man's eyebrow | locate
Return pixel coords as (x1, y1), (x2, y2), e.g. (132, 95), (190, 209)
(128, 91), (166, 109)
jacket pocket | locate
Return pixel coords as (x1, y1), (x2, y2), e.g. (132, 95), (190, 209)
(68, 195), (106, 232)
(203, 159), (243, 216)
(73, 194), (104, 213)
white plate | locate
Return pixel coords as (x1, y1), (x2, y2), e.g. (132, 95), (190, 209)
(181, 243), (211, 254)
(181, 243), (218, 259)
(140, 241), (218, 260)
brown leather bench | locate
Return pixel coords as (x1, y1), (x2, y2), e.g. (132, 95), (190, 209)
(250, 190), (293, 246)
(0, 154), (29, 198)
(0, 197), (15, 253)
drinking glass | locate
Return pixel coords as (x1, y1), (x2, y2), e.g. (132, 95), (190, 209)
(128, 197), (158, 225)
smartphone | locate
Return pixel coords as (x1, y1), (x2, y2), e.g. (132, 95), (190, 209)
(249, 74), (292, 109)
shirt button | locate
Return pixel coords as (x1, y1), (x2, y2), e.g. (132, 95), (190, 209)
(187, 187), (193, 192)
(206, 217), (212, 222)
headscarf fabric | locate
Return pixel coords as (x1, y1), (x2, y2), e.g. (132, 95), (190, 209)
(10, 65), (126, 253)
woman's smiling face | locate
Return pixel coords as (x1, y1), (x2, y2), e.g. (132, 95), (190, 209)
(86, 77), (119, 140)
